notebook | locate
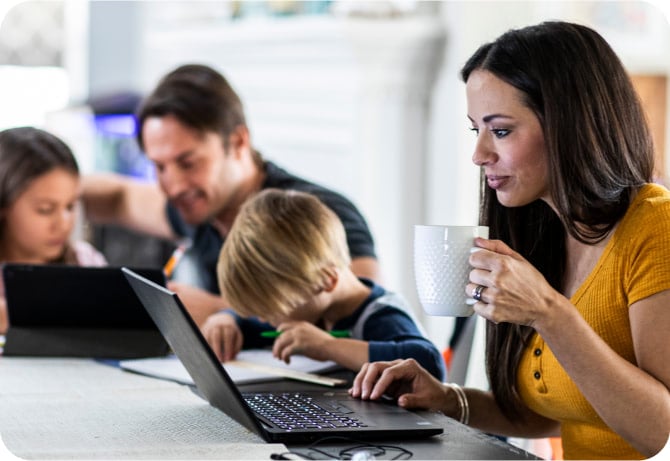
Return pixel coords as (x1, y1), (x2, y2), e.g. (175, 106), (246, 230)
(120, 350), (345, 387)
(2, 264), (170, 358)
(122, 267), (444, 443)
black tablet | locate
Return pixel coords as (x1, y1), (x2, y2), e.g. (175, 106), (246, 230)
(2, 264), (170, 358)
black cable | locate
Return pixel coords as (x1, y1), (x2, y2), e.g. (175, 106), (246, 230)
(272, 435), (413, 460)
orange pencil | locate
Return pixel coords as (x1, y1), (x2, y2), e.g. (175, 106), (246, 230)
(163, 242), (188, 278)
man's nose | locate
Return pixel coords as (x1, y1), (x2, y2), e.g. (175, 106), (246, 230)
(160, 165), (188, 198)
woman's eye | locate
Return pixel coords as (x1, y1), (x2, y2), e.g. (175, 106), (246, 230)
(469, 127), (479, 136)
(492, 129), (510, 138)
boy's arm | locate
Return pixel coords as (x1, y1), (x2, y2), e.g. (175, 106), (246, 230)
(317, 337), (369, 371)
(368, 338), (446, 382)
(219, 309), (275, 349)
(364, 309), (447, 381)
(167, 281), (230, 327)
(199, 310), (276, 362)
(271, 322), (369, 370)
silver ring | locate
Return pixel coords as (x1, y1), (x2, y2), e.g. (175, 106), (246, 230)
(473, 285), (485, 302)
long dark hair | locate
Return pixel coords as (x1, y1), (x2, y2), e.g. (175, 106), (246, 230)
(461, 21), (654, 419)
(0, 127), (80, 262)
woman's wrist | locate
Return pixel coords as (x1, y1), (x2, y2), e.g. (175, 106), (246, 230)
(445, 383), (469, 425)
(533, 292), (577, 339)
(443, 382), (470, 425)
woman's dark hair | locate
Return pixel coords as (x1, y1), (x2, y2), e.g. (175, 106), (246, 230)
(0, 126), (79, 211)
(460, 21), (654, 419)
(136, 64), (262, 165)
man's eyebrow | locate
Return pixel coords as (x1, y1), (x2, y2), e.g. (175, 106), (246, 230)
(174, 150), (195, 162)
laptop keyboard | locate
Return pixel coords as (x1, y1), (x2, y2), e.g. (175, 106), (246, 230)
(244, 393), (368, 430)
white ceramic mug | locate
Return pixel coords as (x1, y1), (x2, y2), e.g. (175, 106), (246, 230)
(413, 225), (489, 317)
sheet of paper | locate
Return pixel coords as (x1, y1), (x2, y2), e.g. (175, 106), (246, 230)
(120, 350), (341, 386)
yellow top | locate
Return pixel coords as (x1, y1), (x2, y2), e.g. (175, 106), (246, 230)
(517, 183), (670, 460)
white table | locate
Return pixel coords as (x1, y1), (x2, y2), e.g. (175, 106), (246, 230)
(0, 357), (285, 459)
(0, 356), (542, 460)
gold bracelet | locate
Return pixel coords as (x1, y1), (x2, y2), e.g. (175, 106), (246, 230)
(445, 383), (469, 425)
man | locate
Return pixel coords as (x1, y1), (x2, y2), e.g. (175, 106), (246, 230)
(82, 64), (379, 327)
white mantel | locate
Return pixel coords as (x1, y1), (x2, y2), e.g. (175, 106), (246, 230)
(139, 13), (448, 337)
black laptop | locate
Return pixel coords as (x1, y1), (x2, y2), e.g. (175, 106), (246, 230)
(2, 264), (170, 358)
(122, 267), (444, 443)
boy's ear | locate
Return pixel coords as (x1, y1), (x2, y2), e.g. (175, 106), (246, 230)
(321, 267), (339, 293)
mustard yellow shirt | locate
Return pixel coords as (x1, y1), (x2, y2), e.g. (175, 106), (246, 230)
(517, 184), (670, 460)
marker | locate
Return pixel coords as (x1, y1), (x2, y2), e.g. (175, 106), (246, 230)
(260, 329), (351, 338)
(163, 241), (190, 278)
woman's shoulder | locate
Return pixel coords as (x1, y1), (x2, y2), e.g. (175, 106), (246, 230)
(69, 240), (108, 267)
(627, 183), (670, 219)
(638, 182), (670, 199)
(617, 183), (670, 245)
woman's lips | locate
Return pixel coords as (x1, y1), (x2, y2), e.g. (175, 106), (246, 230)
(486, 175), (509, 190)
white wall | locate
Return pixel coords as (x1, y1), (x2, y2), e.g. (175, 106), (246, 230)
(423, 0), (670, 346)
(78, 0), (670, 350)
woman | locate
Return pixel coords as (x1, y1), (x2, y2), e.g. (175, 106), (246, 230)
(350, 21), (670, 460)
(0, 127), (106, 334)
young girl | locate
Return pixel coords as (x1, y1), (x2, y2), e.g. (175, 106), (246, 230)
(201, 188), (445, 380)
(0, 127), (106, 334)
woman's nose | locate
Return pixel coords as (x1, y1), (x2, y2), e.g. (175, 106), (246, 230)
(472, 133), (496, 166)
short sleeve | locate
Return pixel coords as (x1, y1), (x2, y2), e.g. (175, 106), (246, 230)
(625, 191), (670, 305)
(71, 240), (108, 267)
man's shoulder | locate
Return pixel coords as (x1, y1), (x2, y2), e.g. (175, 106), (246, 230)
(263, 161), (324, 191)
(262, 161), (355, 204)
(261, 161), (376, 255)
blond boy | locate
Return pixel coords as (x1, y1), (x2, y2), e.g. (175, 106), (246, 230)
(201, 189), (445, 380)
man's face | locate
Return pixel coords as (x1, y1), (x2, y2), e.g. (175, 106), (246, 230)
(142, 114), (245, 226)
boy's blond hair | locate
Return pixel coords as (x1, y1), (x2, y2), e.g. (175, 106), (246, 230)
(217, 188), (351, 318)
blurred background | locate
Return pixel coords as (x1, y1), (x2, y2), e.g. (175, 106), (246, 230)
(1, 0), (669, 409)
